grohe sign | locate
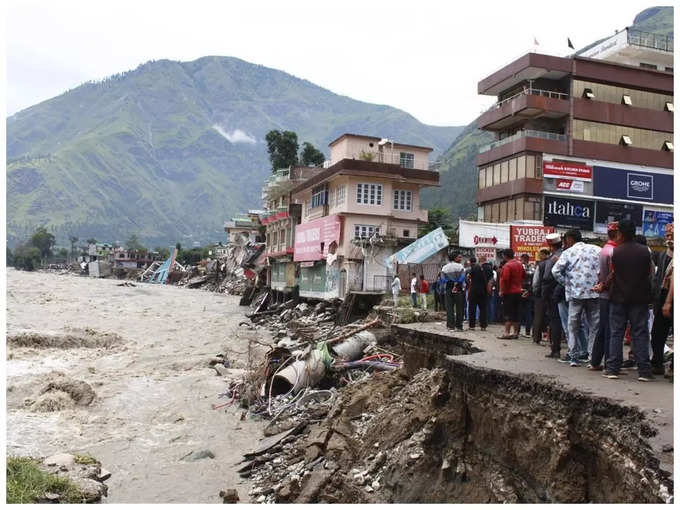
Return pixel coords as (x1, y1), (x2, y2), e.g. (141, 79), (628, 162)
(593, 166), (672, 204)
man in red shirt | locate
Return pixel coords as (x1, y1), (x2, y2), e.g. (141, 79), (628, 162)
(499, 248), (526, 339)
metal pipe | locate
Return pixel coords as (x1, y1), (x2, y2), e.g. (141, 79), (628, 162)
(270, 349), (326, 396)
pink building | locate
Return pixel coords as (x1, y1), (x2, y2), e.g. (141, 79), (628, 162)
(291, 134), (440, 299)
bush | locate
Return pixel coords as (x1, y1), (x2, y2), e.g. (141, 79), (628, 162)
(6, 457), (85, 503)
(12, 244), (41, 271)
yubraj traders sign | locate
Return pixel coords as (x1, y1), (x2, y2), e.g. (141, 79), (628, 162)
(510, 225), (554, 261)
(294, 214), (342, 262)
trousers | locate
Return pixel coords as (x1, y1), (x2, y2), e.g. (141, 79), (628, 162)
(445, 282), (464, 329)
(607, 301), (652, 376)
(468, 293), (488, 329)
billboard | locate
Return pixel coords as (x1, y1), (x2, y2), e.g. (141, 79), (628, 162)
(459, 219), (510, 248)
(642, 209), (674, 238)
(294, 214), (343, 262)
(543, 177), (593, 195)
(474, 247), (497, 263)
(510, 225), (555, 261)
(544, 196), (595, 230)
(543, 161), (593, 181)
(384, 227), (449, 270)
(594, 201), (643, 234)
(593, 166), (673, 204)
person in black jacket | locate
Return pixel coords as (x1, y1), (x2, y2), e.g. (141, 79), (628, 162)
(650, 223), (673, 374)
(542, 233), (564, 358)
(467, 257), (489, 331)
(531, 248), (550, 344)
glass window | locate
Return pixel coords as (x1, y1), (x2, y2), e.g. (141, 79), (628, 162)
(517, 156), (526, 179)
(507, 199), (515, 220)
(356, 183), (383, 205)
(515, 198), (524, 219)
(526, 155), (536, 178)
(393, 190), (412, 211)
(499, 201), (507, 222)
(492, 203), (500, 222)
(336, 184), (345, 205)
(501, 160), (509, 183)
(400, 152), (415, 169)
(311, 184), (328, 208)
(493, 164), (501, 185)
(479, 168), (485, 189)
(484, 204), (491, 221)
(354, 225), (379, 239)
(485, 166), (492, 187)
(509, 158), (517, 181)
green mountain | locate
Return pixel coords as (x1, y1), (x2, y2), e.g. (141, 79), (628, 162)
(420, 122), (493, 222)
(7, 56), (463, 248)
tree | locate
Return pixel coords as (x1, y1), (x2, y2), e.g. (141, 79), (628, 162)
(7, 247), (13, 267)
(125, 234), (145, 252)
(154, 247), (170, 260)
(69, 236), (79, 257)
(13, 243), (41, 271)
(57, 248), (69, 259)
(29, 227), (56, 260)
(419, 207), (455, 239)
(300, 142), (325, 166)
(265, 130), (299, 171)
(86, 238), (97, 245)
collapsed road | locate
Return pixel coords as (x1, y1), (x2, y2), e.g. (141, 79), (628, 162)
(6, 268), (674, 503)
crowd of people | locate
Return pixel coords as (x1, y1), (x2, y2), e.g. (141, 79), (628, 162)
(394, 220), (674, 382)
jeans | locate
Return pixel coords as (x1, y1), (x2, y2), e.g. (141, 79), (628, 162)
(607, 301), (652, 376)
(468, 293), (488, 329)
(445, 282), (464, 329)
(567, 298), (599, 362)
(650, 289), (672, 368)
(420, 293), (428, 310)
(590, 298), (610, 367)
(411, 292), (417, 307)
(520, 297), (533, 335)
(559, 300), (588, 359)
(488, 295), (496, 324)
(392, 291), (399, 308)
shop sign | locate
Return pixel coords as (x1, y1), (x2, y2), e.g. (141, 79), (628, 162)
(593, 166), (672, 204)
(510, 226), (555, 261)
(294, 214), (342, 262)
(543, 161), (592, 181)
(458, 219), (511, 248)
(594, 201), (643, 234)
(544, 196), (595, 230)
(642, 209), (673, 238)
(474, 247), (497, 263)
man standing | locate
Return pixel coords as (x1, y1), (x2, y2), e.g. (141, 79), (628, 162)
(531, 248), (550, 344)
(498, 249), (525, 339)
(650, 223), (673, 374)
(442, 252), (466, 331)
(391, 273), (401, 308)
(601, 219), (655, 381)
(542, 233), (564, 358)
(467, 257), (489, 331)
(419, 274), (429, 310)
(410, 273), (418, 308)
(552, 230), (600, 367)
(519, 253), (534, 338)
(589, 222), (619, 370)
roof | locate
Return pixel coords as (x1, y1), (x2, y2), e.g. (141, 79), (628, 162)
(328, 133), (433, 152)
(289, 158), (440, 195)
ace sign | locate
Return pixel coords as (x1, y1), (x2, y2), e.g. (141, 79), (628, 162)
(510, 225), (554, 261)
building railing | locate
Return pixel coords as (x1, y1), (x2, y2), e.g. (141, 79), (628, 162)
(332, 151), (429, 170)
(628, 29), (673, 53)
(478, 130), (567, 153)
(484, 87), (569, 113)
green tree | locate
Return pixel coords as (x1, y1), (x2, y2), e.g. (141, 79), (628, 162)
(419, 207), (455, 239)
(57, 248), (69, 259)
(69, 236), (79, 257)
(300, 142), (325, 166)
(154, 246), (170, 260)
(7, 247), (14, 266)
(265, 130), (299, 171)
(125, 234), (146, 252)
(86, 238), (97, 245)
(13, 243), (41, 271)
(29, 227), (56, 260)
(175, 242), (182, 252)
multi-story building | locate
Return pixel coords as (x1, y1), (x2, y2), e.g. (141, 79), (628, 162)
(224, 210), (264, 244)
(476, 27), (673, 237)
(260, 166), (319, 299)
(290, 134), (439, 300)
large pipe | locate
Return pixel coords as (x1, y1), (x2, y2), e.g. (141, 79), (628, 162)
(331, 331), (376, 361)
(270, 349), (326, 396)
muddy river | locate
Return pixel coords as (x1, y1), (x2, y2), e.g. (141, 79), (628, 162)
(6, 269), (268, 503)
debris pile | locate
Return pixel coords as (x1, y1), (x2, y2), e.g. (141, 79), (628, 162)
(40, 453), (111, 503)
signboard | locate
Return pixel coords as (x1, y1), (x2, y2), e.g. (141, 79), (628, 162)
(594, 201), (643, 234)
(543, 161), (593, 181)
(510, 226), (555, 261)
(384, 227), (449, 270)
(474, 247), (497, 263)
(543, 177), (591, 195)
(642, 209), (673, 238)
(294, 214), (342, 262)
(544, 196), (595, 230)
(593, 166), (673, 204)
(459, 219), (510, 248)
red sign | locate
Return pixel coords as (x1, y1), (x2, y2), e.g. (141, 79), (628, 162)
(543, 161), (592, 181)
(556, 179), (585, 192)
(510, 225), (555, 261)
(294, 214), (343, 262)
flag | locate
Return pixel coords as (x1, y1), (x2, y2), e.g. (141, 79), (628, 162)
(567, 38), (575, 49)
(533, 37), (539, 46)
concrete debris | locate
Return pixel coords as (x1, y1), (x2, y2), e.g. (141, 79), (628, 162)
(219, 489), (240, 503)
(39, 452), (111, 503)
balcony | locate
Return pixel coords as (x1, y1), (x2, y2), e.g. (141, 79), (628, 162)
(478, 88), (570, 130)
(477, 130), (569, 166)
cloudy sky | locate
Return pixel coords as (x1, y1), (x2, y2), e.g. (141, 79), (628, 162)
(7, 0), (659, 126)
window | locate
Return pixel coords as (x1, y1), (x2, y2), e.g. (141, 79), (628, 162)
(526, 155), (536, 178)
(356, 183), (383, 205)
(479, 168), (485, 189)
(354, 224), (379, 239)
(336, 184), (345, 205)
(640, 62), (658, 70)
(517, 156), (526, 179)
(509, 158), (517, 181)
(622, 95), (632, 106)
(665, 67), (674, 73)
(403, 229), (410, 237)
(311, 184), (328, 208)
(400, 152), (415, 169)
(393, 190), (412, 211)
(500, 160), (509, 183)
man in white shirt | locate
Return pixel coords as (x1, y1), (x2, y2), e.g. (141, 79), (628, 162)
(410, 273), (418, 307)
(391, 275), (401, 308)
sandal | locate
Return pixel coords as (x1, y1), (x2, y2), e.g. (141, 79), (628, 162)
(497, 334), (515, 340)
